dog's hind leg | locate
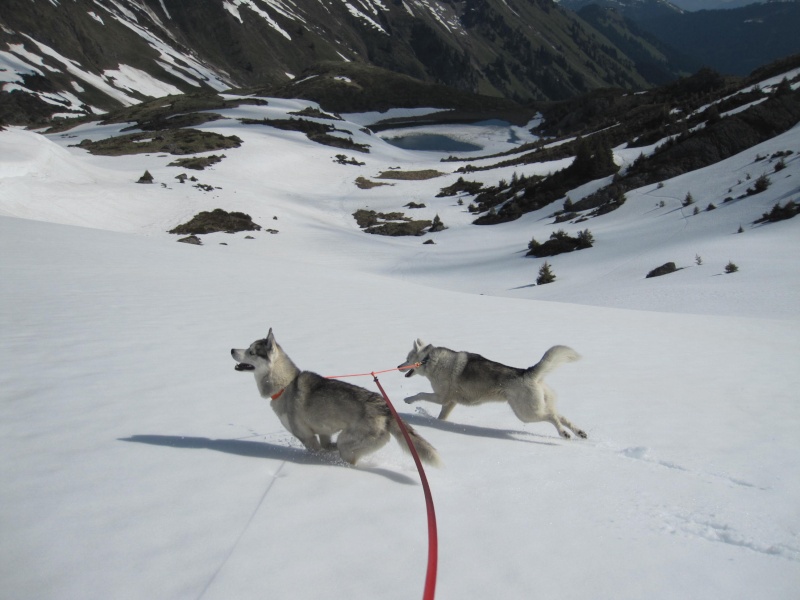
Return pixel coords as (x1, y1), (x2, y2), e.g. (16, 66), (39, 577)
(337, 427), (391, 465)
(547, 416), (573, 439)
(556, 414), (587, 439)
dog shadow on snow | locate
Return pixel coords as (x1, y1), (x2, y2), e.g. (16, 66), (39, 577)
(401, 412), (560, 446)
(119, 435), (418, 485)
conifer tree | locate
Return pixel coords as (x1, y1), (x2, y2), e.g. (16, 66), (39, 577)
(537, 261), (556, 285)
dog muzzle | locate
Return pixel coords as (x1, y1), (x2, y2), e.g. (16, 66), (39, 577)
(234, 363), (255, 372)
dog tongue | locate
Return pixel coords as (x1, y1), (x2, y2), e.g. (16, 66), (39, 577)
(235, 363), (255, 372)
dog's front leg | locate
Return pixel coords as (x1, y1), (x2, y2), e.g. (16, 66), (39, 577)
(404, 391), (441, 405)
(298, 435), (322, 452)
(291, 424), (323, 452)
(437, 401), (457, 420)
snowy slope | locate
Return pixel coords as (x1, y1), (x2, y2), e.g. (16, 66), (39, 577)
(1, 83), (799, 599)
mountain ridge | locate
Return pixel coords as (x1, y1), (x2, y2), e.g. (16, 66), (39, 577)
(1, 0), (684, 124)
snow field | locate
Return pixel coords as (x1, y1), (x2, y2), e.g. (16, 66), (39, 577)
(1, 83), (799, 598)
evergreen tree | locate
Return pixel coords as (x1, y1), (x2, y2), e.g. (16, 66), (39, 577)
(537, 261), (556, 285)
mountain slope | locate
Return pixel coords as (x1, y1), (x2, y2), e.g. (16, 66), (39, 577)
(571, 3), (698, 84)
(1, 0), (681, 124)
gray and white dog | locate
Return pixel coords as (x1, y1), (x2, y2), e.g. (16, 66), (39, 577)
(231, 329), (441, 466)
(399, 340), (586, 439)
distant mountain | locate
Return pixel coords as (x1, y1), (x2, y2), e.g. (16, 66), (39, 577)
(608, 1), (800, 75)
(669, 0), (763, 10)
(560, 1), (800, 76)
(568, 3), (699, 83)
(1, 0), (706, 125)
(560, 0), (685, 21)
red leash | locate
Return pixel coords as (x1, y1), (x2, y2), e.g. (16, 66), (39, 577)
(371, 372), (438, 600)
(269, 363), (438, 600)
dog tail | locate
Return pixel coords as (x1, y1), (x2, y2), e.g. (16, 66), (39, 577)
(527, 345), (581, 382)
(389, 418), (442, 468)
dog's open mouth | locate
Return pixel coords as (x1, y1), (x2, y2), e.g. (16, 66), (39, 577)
(234, 363), (255, 372)
(404, 368), (415, 377)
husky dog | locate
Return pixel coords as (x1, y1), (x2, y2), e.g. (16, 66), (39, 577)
(231, 329), (441, 466)
(399, 340), (586, 439)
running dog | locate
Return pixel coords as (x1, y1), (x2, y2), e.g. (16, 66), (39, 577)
(231, 329), (441, 466)
(398, 340), (586, 439)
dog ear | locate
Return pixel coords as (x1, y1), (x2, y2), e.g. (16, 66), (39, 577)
(415, 338), (425, 350)
(255, 329), (276, 359)
(264, 328), (276, 352)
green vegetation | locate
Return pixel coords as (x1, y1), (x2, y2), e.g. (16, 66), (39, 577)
(646, 262), (679, 278)
(437, 177), (484, 197)
(755, 201), (799, 224)
(168, 209), (262, 235)
(241, 117), (370, 152)
(376, 169), (444, 181)
(527, 229), (594, 257)
(168, 154), (226, 170)
(536, 262), (556, 285)
(352, 209), (433, 236)
(76, 129), (242, 156)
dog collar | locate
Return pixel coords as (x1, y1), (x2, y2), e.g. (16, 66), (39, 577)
(271, 389), (285, 401)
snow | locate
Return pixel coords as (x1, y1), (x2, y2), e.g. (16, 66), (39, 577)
(0, 46), (45, 83)
(1, 85), (799, 600)
(222, 0), (293, 39)
(103, 64), (183, 98)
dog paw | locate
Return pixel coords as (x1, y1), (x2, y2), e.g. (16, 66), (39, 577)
(559, 430), (572, 439)
(576, 430), (588, 439)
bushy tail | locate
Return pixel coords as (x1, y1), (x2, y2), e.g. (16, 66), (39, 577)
(389, 419), (442, 468)
(527, 345), (581, 382)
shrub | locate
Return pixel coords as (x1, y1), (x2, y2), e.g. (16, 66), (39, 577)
(352, 209), (432, 236)
(576, 229), (594, 246)
(437, 177), (483, 197)
(754, 200), (799, 224)
(527, 229), (594, 257)
(429, 214), (446, 232)
(169, 154), (226, 170)
(682, 192), (695, 207)
(169, 209), (261, 235)
(536, 262), (556, 285)
(725, 261), (739, 274)
(747, 173), (771, 195)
